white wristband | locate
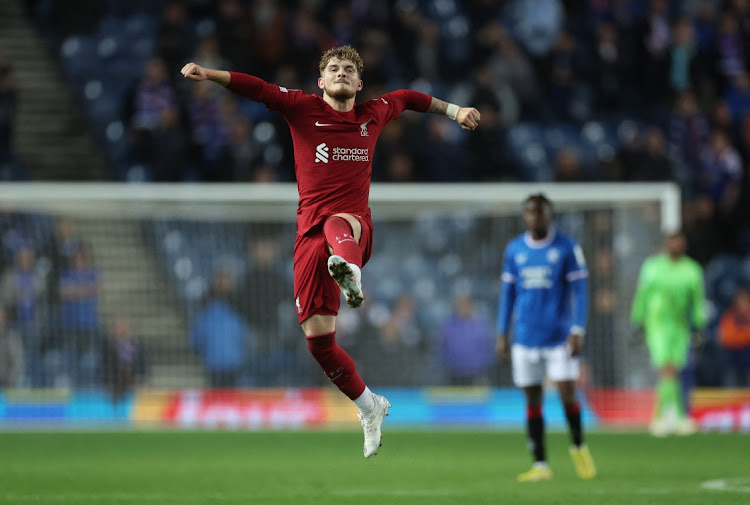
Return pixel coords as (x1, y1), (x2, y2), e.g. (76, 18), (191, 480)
(446, 103), (460, 121)
(570, 325), (586, 338)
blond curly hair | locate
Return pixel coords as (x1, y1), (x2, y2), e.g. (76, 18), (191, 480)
(318, 45), (364, 78)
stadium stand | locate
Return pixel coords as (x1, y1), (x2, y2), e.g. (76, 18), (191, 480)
(0, 0), (107, 180)
(0, 0), (749, 391)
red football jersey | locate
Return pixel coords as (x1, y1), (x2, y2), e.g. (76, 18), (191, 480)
(227, 72), (432, 235)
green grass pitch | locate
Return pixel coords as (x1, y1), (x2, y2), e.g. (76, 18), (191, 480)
(1, 430), (748, 504)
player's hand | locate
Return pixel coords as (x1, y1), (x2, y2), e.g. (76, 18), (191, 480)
(567, 332), (584, 357)
(456, 107), (481, 131)
(181, 62), (208, 81)
(629, 326), (645, 348)
(496, 334), (510, 363)
(691, 328), (707, 350)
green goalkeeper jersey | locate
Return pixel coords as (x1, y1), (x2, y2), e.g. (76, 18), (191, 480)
(631, 253), (707, 335)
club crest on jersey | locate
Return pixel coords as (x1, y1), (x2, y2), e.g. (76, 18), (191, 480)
(515, 252), (527, 265)
(360, 119), (372, 136)
(547, 248), (560, 263)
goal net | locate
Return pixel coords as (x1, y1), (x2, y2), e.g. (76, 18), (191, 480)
(0, 182), (679, 425)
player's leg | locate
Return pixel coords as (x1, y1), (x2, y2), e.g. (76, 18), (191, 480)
(324, 213), (364, 308)
(680, 350), (696, 417)
(301, 314), (365, 397)
(294, 231), (389, 457)
(556, 380), (596, 479)
(648, 329), (693, 435)
(302, 315), (391, 457)
(556, 381), (583, 446)
(520, 384), (552, 481)
(548, 345), (596, 479)
(512, 345), (551, 482)
(645, 330), (674, 436)
(653, 364), (681, 435)
(666, 332), (696, 435)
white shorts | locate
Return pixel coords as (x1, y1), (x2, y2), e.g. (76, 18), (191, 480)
(511, 343), (580, 388)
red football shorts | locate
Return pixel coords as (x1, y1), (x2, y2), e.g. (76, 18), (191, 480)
(293, 215), (373, 324)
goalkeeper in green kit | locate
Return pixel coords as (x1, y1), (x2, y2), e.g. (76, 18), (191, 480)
(631, 230), (707, 437)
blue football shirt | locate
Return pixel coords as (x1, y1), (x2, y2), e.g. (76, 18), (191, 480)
(496, 228), (589, 347)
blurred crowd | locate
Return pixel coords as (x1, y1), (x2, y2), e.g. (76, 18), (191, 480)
(0, 213), (505, 391)
(10, 0), (750, 258)
(187, 256), (502, 389)
(0, 214), (149, 397)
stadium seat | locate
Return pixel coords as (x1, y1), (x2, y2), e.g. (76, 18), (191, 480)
(543, 123), (578, 151)
(60, 35), (100, 79)
(97, 36), (120, 60)
(162, 228), (185, 256)
(508, 122), (542, 148)
(705, 254), (742, 307)
(616, 118), (643, 144)
(173, 255), (194, 282)
(123, 13), (157, 38)
(737, 228), (750, 255)
(740, 254), (750, 285)
(98, 15), (128, 38)
(83, 82), (121, 131)
(581, 121), (617, 162)
(581, 121), (607, 145)
(521, 143), (552, 181)
(365, 272), (403, 303)
(183, 274), (208, 303)
(437, 253), (463, 277)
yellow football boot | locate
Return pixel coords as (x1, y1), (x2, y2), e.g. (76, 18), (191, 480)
(569, 444), (597, 479)
(517, 463), (553, 482)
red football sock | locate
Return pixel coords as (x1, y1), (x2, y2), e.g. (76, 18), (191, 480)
(323, 216), (362, 267)
(306, 332), (366, 399)
(527, 405), (543, 419)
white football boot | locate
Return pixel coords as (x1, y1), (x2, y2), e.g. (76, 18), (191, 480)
(358, 394), (391, 458)
(676, 417), (698, 436)
(327, 255), (364, 308)
(649, 418), (670, 437)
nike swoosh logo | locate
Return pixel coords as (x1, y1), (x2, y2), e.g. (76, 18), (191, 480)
(315, 121), (333, 126)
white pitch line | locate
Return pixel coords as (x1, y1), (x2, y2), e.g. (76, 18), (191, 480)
(1, 492), (308, 502)
(332, 489), (467, 497)
(701, 478), (750, 493)
(586, 488), (683, 496)
(3, 489), (471, 502)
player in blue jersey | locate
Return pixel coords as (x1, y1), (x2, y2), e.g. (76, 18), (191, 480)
(496, 194), (596, 482)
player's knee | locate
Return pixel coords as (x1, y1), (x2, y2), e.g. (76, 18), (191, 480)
(324, 214), (352, 229)
(660, 365), (678, 378)
(306, 333), (336, 361)
(324, 214), (361, 243)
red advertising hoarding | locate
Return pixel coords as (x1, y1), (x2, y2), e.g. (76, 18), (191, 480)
(163, 389), (328, 429)
(587, 388), (750, 431)
(692, 390), (750, 432)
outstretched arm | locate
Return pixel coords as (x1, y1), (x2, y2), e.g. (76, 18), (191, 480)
(180, 63), (287, 107)
(392, 90), (481, 131)
(181, 62), (230, 86)
(427, 97), (481, 131)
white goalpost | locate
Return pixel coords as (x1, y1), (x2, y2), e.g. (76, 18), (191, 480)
(0, 182), (679, 395)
